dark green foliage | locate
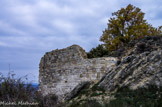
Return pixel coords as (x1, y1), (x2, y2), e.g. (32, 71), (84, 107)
(37, 94), (60, 107)
(76, 88), (90, 98)
(68, 82), (107, 107)
(77, 83), (105, 97)
(0, 72), (62, 107)
(106, 85), (162, 107)
(70, 99), (102, 107)
(87, 44), (109, 58)
(83, 100), (102, 107)
(0, 72), (36, 102)
(90, 91), (104, 97)
(91, 82), (105, 92)
(69, 85), (162, 107)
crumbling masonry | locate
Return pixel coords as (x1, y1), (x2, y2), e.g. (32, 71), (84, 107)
(39, 45), (117, 99)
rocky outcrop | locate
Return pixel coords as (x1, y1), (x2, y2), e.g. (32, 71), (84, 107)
(39, 45), (117, 100)
(99, 36), (162, 91)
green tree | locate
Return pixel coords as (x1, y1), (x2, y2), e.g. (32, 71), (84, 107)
(100, 4), (162, 51)
(87, 44), (109, 58)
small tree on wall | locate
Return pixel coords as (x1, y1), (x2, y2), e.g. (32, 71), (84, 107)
(87, 44), (109, 58)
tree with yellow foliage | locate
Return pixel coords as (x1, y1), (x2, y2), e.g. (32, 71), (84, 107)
(100, 4), (161, 51)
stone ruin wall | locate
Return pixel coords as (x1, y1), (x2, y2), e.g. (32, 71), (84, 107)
(39, 45), (117, 99)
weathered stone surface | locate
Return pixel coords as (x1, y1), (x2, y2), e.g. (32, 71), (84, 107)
(99, 36), (162, 91)
(39, 45), (117, 100)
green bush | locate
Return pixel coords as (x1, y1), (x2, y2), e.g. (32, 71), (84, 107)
(70, 99), (102, 107)
(87, 44), (109, 58)
(69, 85), (162, 107)
(0, 72), (62, 107)
(106, 85), (162, 107)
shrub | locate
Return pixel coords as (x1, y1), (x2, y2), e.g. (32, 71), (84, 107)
(106, 85), (162, 107)
(70, 99), (102, 107)
(87, 44), (109, 58)
(0, 72), (61, 107)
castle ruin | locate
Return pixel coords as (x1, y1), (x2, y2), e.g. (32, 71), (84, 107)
(39, 45), (117, 99)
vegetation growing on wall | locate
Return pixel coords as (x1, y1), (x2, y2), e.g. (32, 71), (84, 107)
(87, 44), (109, 58)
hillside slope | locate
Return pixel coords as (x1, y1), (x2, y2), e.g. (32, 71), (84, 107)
(67, 36), (162, 107)
(99, 36), (162, 91)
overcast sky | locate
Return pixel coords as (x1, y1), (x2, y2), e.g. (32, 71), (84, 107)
(0, 0), (161, 83)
